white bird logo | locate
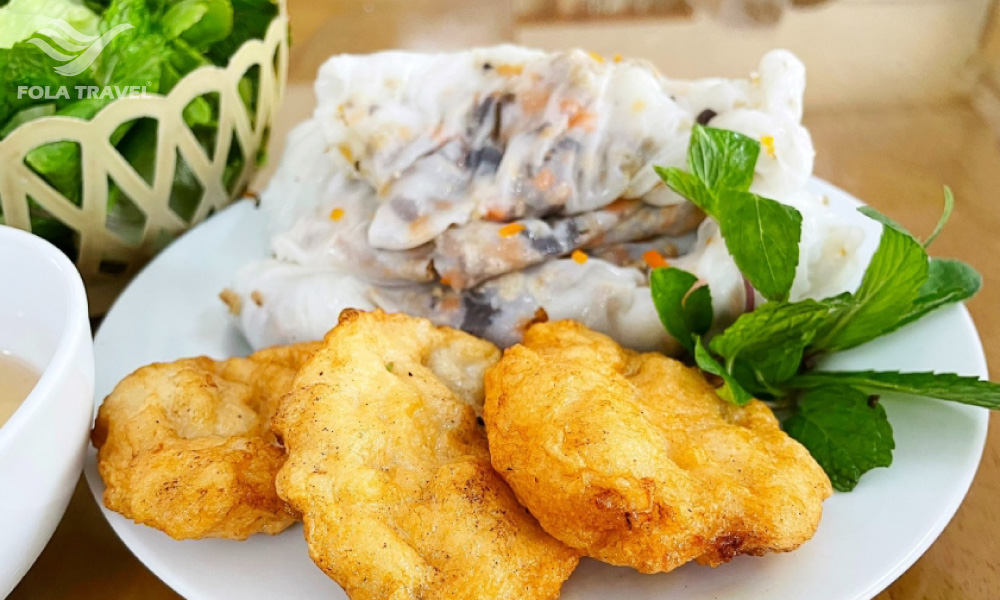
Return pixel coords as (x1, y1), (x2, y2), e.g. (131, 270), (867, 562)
(26, 20), (134, 77)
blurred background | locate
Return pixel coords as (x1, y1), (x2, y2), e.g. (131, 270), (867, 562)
(284, 0), (999, 108)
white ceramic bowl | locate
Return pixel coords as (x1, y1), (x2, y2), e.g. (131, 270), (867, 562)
(0, 225), (94, 596)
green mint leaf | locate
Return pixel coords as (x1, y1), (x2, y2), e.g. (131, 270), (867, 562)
(709, 299), (841, 393)
(710, 299), (838, 359)
(919, 257), (981, 301)
(923, 186), (954, 249)
(742, 344), (806, 394)
(654, 166), (716, 215)
(784, 386), (894, 492)
(717, 190), (802, 302)
(877, 258), (982, 336)
(726, 343), (807, 399)
(650, 267), (698, 352)
(857, 206), (913, 238)
(686, 285), (714, 337)
(788, 370), (1000, 409)
(694, 337), (753, 406)
(649, 267), (713, 354)
(688, 125), (760, 193)
(815, 225), (928, 352)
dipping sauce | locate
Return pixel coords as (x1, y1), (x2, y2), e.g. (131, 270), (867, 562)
(0, 351), (40, 428)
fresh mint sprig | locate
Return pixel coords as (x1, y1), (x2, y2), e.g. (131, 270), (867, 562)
(809, 223), (929, 352)
(788, 371), (1000, 409)
(650, 128), (995, 492)
(655, 126), (801, 301)
(890, 258), (982, 334)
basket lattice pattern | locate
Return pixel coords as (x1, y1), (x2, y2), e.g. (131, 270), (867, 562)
(0, 9), (288, 315)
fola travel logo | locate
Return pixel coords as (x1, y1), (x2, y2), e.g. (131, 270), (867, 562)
(26, 19), (134, 77)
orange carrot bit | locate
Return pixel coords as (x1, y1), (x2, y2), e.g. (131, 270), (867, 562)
(559, 98), (584, 114)
(496, 64), (524, 77)
(605, 198), (636, 212)
(568, 111), (595, 130)
(643, 249), (668, 269)
(571, 249), (589, 264)
(533, 168), (555, 191)
(439, 274), (453, 287)
(328, 208), (345, 221)
(760, 134), (776, 158)
(520, 89), (550, 113)
(409, 214), (431, 235)
(498, 222), (526, 237)
(484, 208), (507, 221)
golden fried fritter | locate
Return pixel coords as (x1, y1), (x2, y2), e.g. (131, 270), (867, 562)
(484, 320), (832, 573)
(273, 310), (578, 600)
(92, 342), (320, 540)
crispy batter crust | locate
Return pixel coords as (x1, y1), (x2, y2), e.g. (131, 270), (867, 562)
(484, 321), (832, 573)
(273, 310), (578, 600)
(92, 343), (320, 540)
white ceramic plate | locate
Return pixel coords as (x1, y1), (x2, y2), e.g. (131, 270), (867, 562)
(85, 179), (990, 600)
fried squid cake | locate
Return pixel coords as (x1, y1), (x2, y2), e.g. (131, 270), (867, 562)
(484, 320), (832, 573)
(273, 310), (578, 600)
(92, 342), (320, 540)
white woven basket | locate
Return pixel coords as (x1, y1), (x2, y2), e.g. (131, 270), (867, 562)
(0, 4), (289, 316)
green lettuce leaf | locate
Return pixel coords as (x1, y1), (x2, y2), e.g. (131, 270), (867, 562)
(206, 0), (276, 65)
(163, 0), (232, 49)
(0, 0), (99, 48)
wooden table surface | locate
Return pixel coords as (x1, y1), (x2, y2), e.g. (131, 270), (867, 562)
(10, 6), (1000, 600)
